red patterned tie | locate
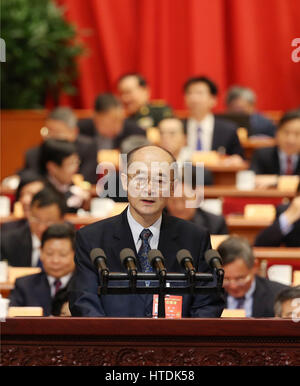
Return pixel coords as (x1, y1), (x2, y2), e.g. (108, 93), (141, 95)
(286, 156), (293, 175)
(54, 279), (62, 295)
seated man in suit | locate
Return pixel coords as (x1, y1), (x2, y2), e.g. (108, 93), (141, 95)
(1, 187), (66, 267)
(254, 183), (300, 247)
(159, 116), (213, 185)
(23, 107), (98, 184)
(225, 86), (276, 137)
(274, 286), (300, 319)
(166, 166), (228, 235)
(250, 109), (300, 176)
(78, 93), (145, 149)
(69, 145), (225, 317)
(40, 139), (90, 213)
(183, 76), (244, 160)
(9, 223), (76, 316)
(1, 170), (45, 234)
(217, 236), (289, 317)
(117, 73), (173, 129)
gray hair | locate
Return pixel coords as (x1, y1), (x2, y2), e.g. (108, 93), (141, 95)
(274, 286), (300, 317)
(47, 107), (77, 129)
(226, 86), (256, 106)
(217, 236), (255, 268)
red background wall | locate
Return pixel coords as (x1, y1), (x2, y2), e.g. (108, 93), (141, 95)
(57, 0), (300, 111)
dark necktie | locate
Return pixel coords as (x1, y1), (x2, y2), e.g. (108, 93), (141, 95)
(286, 156), (293, 175)
(138, 229), (153, 286)
(54, 279), (62, 295)
(196, 126), (202, 151)
(235, 296), (245, 309)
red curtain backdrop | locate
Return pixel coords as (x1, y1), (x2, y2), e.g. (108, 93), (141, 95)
(57, 0), (300, 112)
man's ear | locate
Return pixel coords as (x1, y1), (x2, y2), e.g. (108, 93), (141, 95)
(120, 172), (128, 192)
(46, 161), (56, 175)
(211, 95), (218, 109)
(252, 258), (260, 275)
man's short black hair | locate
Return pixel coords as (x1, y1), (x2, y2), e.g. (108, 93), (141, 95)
(118, 73), (148, 88)
(31, 186), (67, 216)
(41, 223), (75, 250)
(278, 109), (300, 129)
(94, 93), (121, 113)
(183, 76), (218, 96)
(40, 139), (77, 175)
(16, 170), (45, 201)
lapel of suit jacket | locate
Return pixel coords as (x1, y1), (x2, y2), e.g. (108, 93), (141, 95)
(21, 222), (33, 267)
(34, 272), (52, 316)
(252, 276), (267, 317)
(211, 118), (219, 151)
(272, 146), (281, 174)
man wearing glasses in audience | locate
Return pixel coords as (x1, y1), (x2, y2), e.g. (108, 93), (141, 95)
(217, 236), (289, 317)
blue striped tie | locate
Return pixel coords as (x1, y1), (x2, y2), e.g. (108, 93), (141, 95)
(196, 126), (202, 150)
(138, 229), (153, 286)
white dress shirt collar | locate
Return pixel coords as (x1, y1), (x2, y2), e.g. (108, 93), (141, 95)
(47, 273), (73, 298)
(126, 205), (162, 251)
(187, 113), (215, 151)
(31, 233), (41, 267)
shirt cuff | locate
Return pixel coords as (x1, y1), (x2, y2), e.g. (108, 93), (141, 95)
(278, 213), (294, 235)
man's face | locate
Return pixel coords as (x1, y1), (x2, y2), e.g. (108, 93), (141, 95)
(122, 146), (175, 221)
(167, 184), (196, 220)
(40, 238), (75, 279)
(159, 119), (186, 157)
(93, 107), (125, 138)
(276, 118), (300, 156)
(44, 119), (77, 142)
(28, 203), (63, 240)
(184, 82), (216, 116)
(19, 181), (44, 218)
(280, 299), (300, 318)
(48, 154), (80, 185)
(227, 97), (254, 115)
(118, 76), (149, 115)
(223, 258), (256, 298)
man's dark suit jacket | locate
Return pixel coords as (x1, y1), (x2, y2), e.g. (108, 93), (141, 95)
(0, 221), (33, 266)
(9, 271), (74, 316)
(78, 118), (146, 148)
(225, 275), (288, 317)
(69, 208), (225, 317)
(183, 117), (244, 157)
(24, 135), (98, 184)
(250, 146), (300, 175)
(192, 208), (228, 235)
(254, 204), (300, 247)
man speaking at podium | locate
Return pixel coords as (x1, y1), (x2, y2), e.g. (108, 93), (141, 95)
(69, 145), (224, 317)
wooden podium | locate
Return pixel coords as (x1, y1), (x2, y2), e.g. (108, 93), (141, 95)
(1, 318), (300, 366)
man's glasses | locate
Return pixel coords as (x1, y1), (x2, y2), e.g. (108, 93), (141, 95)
(223, 274), (252, 287)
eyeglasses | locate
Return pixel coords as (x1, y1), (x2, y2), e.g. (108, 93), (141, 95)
(128, 174), (174, 191)
(223, 274), (252, 287)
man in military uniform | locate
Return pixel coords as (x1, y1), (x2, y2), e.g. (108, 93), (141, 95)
(117, 73), (173, 129)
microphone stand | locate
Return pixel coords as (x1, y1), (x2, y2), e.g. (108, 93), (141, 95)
(97, 271), (223, 318)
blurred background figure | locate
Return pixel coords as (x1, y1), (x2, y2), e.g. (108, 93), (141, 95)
(250, 109), (300, 176)
(225, 86), (276, 137)
(255, 182), (300, 247)
(78, 93), (145, 149)
(183, 76), (244, 159)
(166, 166), (227, 235)
(117, 73), (173, 129)
(9, 223), (76, 316)
(40, 139), (90, 212)
(1, 187), (67, 267)
(274, 286), (300, 319)
(217, 236), (289, 317)
(24, 107), (98, 184)
(1, 170), (45, 234)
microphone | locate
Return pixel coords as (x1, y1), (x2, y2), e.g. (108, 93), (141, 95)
(176, 249), (196, 276)
(204, 249), (223, 273)
(120, 248), (137, 276)
(148, 249), (167, 277)
(90, 248), (109, 277)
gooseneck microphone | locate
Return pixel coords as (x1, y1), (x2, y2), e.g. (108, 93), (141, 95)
(148, 249), (167, 277)
(120, 248), (137, 276)
(90, 248), (109, 278)
(176, 249), (196, 276)
(204, 249), (224, 275)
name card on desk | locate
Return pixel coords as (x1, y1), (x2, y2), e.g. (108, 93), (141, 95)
(221, 309), (246, 318)
(152, 295), (182, 319)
